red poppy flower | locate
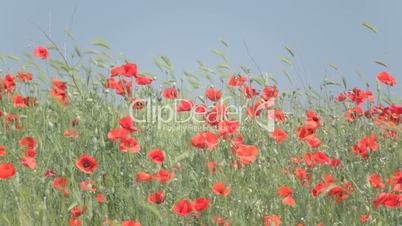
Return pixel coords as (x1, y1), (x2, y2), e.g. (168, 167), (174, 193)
(147, 191), (165, 204)
(336, 92), (346, 102)
(327, 158), (341, 167)
(372, 192), (402, 208)
(191, 197), (210, 212)
(33, 46), (49, 59)
(51, 177), (69, 191)
(272, 109), (286, 123)
(21, 148), (36, 158)
(106, 78), (133, 97)
(194, 104), (207, 113)
(147, 149), (165, 164)
(0, 163), (16, 180)
(327, 183), (353, 202)
(212, 182), (231, 196)
(191, 131), (219, 150)
(44, 169), (56, 177)
(12, 95), (26, 108)
(235, 144), (259, 165)
(360, 214), (369, 222)
(352, 134), (379, 159)
(207, 162), (216, 173)
(276, 186), (293, 197)
(68, 218), (82, 226)
(64, 129), (80, 138)
(96, 194), (105, 203)
(107, 128), (131, 141)
(297, 124), (316, 140)
(377, 71), (396, 86)
(261, 86), (278, 101)
(218, 120), (239, 139)
(21, 156), (36, 169)
(65, 188), (70, 197)
(264, 214), (281, 226)
(206, 103), (227, 125)
(119, 137), (141, 153)
(305, 110), (321, 127)
(323, 174), (337, 184)
(347, 88), (372, 105)
(155, 169), (174, 184)
(70, 205), (87, 218)
(75, 154), (97, 174)
(18, 136), (36, 149)
(311, 182), (326, 197)
(0, 145), (7, 157)
(119, 116), (138, 132)
(311, 175), (337, 197)
(111, 63), (138, 77)
(136, 171), (153, 182)
(80, 179), (96, 192)
(305, 137), (321, 148)
(205, 88), (221, 101)
(276, 186), (296, 206)
(247, 100), (264, 118)
(282, 196), (296, 206)
(122, 220), (141, 226)
(311, 151), (330, 164)
(294, 168), (311, 186)
(391, 171), (402, 192)
(2, 74), (16, 93)
(50, 79), (68, 105)
(270, 128), (288, 143)
(163, 87), (178, 99)
(176, 99), (194, 112)
(231, 134), (243, 147)
(17, 72), (32, 81)
(228, 74), (247, 86)
(131, 98), (146, 110)
(135, 75), (153, 85)
(369, 174), (385, 189)
(241, 85), (257, 98)
(173, 199), (193, 216)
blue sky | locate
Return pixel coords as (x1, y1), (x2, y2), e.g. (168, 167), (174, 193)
(1, 0), (401, 95)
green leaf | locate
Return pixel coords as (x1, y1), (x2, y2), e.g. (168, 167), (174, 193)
(374, 60), (388, 68)
(282, 70), (293, 84)
(240, 65), (251, 74)
(342, 77), (347, 89)
(211, 48), (227, 61)
(140, 202), (163, 221)
(173, 151), (192, 164)
(251, 77), (266, 86)
(284, 46), (295, 57)
(322, 80), (341, 86)
(268, 75), (278, 85)
(329, 63), (338, 70)
(6, 55), (20, 61)
(218, 63), (230, 70)
(153, 58), (164, 71)
(362, 22), (378, 33)
(64, 29), (74, 39)
(74, 47), (81, 57)
(187, 76), (201, 89)
(160, 55), (172, 68)
(280, 57), (292, 65)
(220, 39), (229, 47)
(91, 39), (111, 49)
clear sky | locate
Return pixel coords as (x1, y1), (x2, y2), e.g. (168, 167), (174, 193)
(1, 0), (401, 95)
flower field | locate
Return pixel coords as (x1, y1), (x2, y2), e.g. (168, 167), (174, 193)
(0, 40), (401, 226)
